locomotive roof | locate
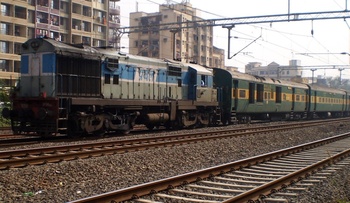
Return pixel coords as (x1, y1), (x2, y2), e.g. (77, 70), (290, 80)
(21, 38), (101, 59)
(163, 59), (212, 75)
(218, 68), (308, 89)
(187, 63), (212, 75)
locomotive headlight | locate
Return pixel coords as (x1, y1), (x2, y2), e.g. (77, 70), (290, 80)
(30, 40), (41, 51)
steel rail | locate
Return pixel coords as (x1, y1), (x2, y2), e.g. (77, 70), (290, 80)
(0, 118), (347, 170)
(68, 132), (350, 203)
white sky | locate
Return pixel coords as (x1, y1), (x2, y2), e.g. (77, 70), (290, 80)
(119, 0), (350, 78)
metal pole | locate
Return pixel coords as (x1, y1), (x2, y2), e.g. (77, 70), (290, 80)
(311, 69), (317, 84)
(170, 29), (178, 60)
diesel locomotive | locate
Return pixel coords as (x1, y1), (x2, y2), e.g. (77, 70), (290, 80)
(2, 37), (350, 137)
(2, 38), (220, 137)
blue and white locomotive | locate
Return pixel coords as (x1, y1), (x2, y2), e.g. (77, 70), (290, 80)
(3, 38), (220, 136)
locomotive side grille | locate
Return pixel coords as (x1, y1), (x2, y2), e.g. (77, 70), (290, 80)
(56, 55), (101, 97)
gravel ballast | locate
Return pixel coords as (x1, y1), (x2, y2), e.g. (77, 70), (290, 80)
(1, 122), (350, 202)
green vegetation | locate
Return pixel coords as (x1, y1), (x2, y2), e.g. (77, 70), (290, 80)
(0, 82), (11, 127)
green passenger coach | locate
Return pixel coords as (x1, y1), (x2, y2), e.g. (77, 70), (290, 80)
(213, 68), (309, 124)
(307, 84), (347, 118)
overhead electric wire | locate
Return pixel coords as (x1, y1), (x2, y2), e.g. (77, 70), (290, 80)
(120, 0), (349, 69)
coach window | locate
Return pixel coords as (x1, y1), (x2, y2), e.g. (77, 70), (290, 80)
(105, 74), (110, 84)
(296, 95), (300, 101)
(283, 94), (287, 101)
(113, 75), (119, 85)
(239, 90), (246, 98)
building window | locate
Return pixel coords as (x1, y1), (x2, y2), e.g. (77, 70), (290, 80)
(1, 4), (10, 16)
(0, 60), (8, 71)
(0, 41), (9, 53)
(14, 43), (21, 54)
(0, 23), (9, 35)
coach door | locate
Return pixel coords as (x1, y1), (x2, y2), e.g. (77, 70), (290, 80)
(292, 88), (295, 111)
(232, 80), (238, 110)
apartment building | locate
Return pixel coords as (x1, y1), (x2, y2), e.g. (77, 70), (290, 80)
(0, 0), (120, 86)
(245, 60), (306, 82)
(129, 2), (225, 68)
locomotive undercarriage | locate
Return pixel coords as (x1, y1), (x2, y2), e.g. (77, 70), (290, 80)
(177, 107), (221, 129)
(11, 119), (57, 136)
(67, 110), (139, 137)
(141, 108), (220, 130)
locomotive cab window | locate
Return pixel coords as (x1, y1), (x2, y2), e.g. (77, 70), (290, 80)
(201, 75), (206, 87)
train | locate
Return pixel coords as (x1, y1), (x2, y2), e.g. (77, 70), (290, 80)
(1, 37), (349, 137)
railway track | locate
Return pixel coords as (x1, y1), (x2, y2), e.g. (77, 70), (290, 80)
(0, 118), (347, 170)
(0, 125), (152, 148)
(0, 126), (11, 131)
(69, 132), (350, 203)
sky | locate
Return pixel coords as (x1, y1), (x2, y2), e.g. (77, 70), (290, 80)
(118, 0), (350, 78)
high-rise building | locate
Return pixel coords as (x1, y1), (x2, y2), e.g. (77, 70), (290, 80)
(0, 0), (120, 86)
(129, 2), (225, 68)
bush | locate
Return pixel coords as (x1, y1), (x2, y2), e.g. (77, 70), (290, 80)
(0, 85), (11, 127)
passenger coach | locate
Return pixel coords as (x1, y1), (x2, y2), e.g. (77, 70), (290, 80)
(213, 68), (309, 124)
